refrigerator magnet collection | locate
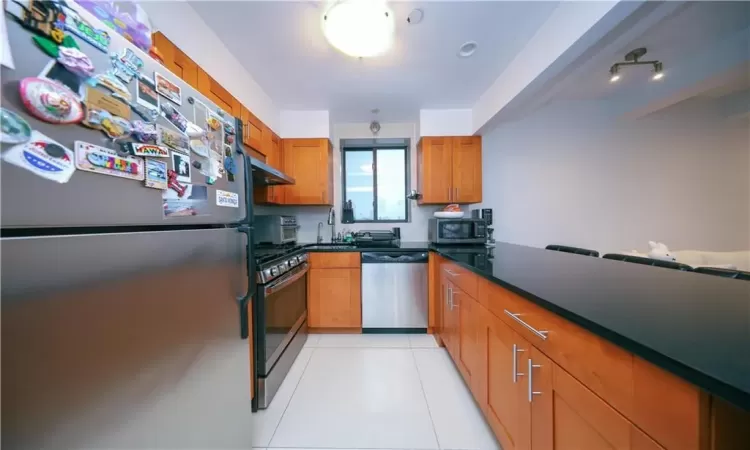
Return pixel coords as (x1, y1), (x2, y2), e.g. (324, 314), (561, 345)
(1, 0), (241, 215)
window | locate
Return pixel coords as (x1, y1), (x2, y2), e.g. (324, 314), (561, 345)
(342, 146), (408, 222)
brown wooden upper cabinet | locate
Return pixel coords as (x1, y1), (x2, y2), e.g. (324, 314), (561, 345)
(240, 106), (264, 154)
(418, 136), (482, 204)
(197, 68), (236, 116)
(280, 138), (333, 206)
(152, 32), (199, 89)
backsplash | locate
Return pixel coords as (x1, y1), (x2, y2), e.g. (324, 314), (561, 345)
(253, 204), (463, 243)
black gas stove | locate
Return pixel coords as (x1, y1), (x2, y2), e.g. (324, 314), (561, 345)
(254, 244), (308, 284)
(252, 242), (309, 411)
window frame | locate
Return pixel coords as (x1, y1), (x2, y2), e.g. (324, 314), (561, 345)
(341, 145), (409, 223)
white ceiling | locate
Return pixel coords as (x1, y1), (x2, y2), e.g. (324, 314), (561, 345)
(189, 1), (560, 122)
(552, 1), (750, 102)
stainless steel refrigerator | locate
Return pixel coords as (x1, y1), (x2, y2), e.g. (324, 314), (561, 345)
(1, 4), (256, 448)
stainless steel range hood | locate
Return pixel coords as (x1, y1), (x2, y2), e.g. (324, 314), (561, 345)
(250, 158), (295, 185)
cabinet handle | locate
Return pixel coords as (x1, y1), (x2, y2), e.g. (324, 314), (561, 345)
(512, 344), (526, 383)
(452, 289), (459, 308)
(444, 268), (458, 276)
(448, 287), (453, 310)
(448, 187), (452, 201)
(455, 187), (458, 200)
(528, 358), (542, 402)
(504, 310), (549, 341)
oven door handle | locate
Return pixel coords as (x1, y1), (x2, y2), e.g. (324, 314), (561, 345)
(265, 264), (309, 296)
(237, 225), (255, 339)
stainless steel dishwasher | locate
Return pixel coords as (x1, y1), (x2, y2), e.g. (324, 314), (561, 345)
(361, 251), (428, 331)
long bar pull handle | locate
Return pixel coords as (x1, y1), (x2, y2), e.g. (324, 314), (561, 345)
(512, 344), (526, 383)
(504, 310), (549, 341)
(528, 358), (542, 402)
(448, 287), (453, 310)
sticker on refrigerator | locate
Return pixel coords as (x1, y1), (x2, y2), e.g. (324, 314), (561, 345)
(74, 141), (144, 181)
(63, 8), (110, 53)
(154, 72), (182, 105)
(89, 72), (130, 101)
(135, 75), (159, 111)
(161, 103), (187, 132)
(130, 143), (169, 158)
(157, 125), (189, 153)
(171, 151), (191, 183)
(85, 86), (130, 118)
(144, 158), (168, 190)
(19, 77), (83, 124)
(216, 190), (239, 208)
(2, 131), (76, 183)
(162, 183), (208, 218)
(109, 49), (143, 84)
(1, 108), (32, 144)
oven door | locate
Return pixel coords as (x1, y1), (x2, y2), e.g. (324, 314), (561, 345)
(256, 264), (308, 376)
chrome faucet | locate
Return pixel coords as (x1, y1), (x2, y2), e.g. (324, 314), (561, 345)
(327, 207), (336, 242)
(317, 222), (324, 244)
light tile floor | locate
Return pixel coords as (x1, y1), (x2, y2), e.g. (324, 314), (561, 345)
(252, 334), (499, 450)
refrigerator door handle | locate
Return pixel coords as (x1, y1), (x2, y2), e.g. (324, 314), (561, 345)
(236, 225), (255, 339)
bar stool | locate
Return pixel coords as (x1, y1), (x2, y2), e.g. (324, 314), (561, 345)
(545, 244), (600, 257)
(601, 253), (693, 271)
(693, 267), (750, 281)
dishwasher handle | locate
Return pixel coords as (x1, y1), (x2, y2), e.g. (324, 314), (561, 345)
(361, 252), (429, 263)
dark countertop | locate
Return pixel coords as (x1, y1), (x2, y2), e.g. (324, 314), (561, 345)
(433, 242), (750, 411)
(301, 240), (750, 410)
(302, 242), (431, 252)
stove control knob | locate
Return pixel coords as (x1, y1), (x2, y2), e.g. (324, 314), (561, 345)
(288, 258), (297, 267)
(270, 267), (279, 277)
(298, 253), (308, 262)
(263, 268), (273, 280)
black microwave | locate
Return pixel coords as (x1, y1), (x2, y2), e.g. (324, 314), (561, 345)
(428, 218), (486, 244)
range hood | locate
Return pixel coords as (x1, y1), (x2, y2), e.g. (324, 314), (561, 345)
(249, 158), (295, 185)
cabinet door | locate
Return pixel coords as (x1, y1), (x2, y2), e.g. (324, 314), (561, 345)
(452, 136), (482, 203)
(281, 139), (332, 205)
(418, 137), (453, 204)
(196, 68), (235, 115)
(439, 271), (452, 349)
(152, 32), (198, 89)
(239, 106), (263, 153)
(530, 349), (664, 450)
(307, 268), (361, 328)
(458, 293), (489, 407)
(487, 314), (531, 450)
(457, 289), (477, 383)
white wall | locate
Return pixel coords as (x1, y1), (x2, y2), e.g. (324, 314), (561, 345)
(279, 110), (331, 138)
(419, 109), (473, 136)
(256, 122), (446, 243)
(479, 99), (750, 254)
(139, 1), (279, 132)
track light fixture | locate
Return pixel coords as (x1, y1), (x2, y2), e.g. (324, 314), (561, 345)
(609, 47), (664, 82)
(609, 65), (621, 83)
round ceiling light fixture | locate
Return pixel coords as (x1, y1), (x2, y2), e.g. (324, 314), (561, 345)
(407, 8), (424, 24)
(322, 0), (395, 58)
(458, 41), (478, 58)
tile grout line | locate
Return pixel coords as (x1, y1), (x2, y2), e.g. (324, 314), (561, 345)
(266, 347), (317, 447)
(410, 348), (443, 450)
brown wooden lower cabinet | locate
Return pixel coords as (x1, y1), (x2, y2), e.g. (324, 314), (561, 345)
(307, 253), (361, 329)
(429, 258), (750, 450)
(486, 312), (531, 450)
(308, 268), (361, 328)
